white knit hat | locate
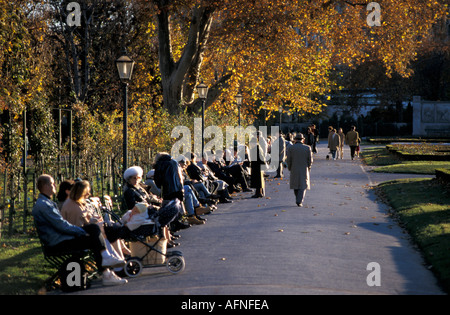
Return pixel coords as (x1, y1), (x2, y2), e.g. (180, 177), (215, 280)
(123, 166), (143, 181)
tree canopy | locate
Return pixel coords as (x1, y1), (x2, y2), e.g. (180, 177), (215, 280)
(149, 0), (448, 116)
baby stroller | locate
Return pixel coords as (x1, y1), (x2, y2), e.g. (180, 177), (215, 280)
(100, 197), (185, 277)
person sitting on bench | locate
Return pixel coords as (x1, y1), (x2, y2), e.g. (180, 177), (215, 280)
(32, 174), (127, 286)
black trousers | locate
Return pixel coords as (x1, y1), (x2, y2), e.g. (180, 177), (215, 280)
(350, 145), (357, 159)
(48, 224), (106, 272)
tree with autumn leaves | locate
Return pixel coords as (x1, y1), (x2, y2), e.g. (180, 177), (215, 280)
(0, 0), (448, 235)
(0, 0), (448, 168)
(149, 0), (448, 119)
(0, 0), (448, 166)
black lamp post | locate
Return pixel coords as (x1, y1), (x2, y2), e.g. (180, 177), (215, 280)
(279, 106), (283, 132)
(116, 48), (135, 174)
(197, 82), (208, 156)
(235, 93), (243, 127)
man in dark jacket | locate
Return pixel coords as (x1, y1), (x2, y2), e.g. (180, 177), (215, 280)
(154, 153), (184, 204)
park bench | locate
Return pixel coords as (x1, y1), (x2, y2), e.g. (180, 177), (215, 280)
(37, 195), (121, 291)
(39, 240), (98, 291)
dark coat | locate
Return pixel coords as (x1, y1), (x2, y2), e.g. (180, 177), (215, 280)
(154, 154), (184, 201)
(186, 163), (205, 182)
(250, 143), (266, 189)
(123, 184), (148, 210)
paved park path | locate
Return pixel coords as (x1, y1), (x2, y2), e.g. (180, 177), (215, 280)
(79, 143), (444, 295)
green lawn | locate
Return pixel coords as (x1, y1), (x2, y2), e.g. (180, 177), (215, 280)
(361, 146), (450, 174)
(360, 146), (402, 166)
(0, 236), (51, 295)
(377, 178), (450, 293)
(362, 144), (450, 292)
(373, 161), (450, 174)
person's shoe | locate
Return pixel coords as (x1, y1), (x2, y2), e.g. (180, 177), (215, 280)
(171, 220), (191, 232)
(102, 255), (126, 268)
(171, 234), (181, 240)
(296, 203), (303, 207)
(102, 269), (128, 286)
(186, 215), (205, 225)
(251, 194), (263, 198)
(168, 241), (180, 248)
(242, 188), (252, 193)
(219, 198), (232, 203)
(196, 215), (207, 222)
(195, 205), (211, 215)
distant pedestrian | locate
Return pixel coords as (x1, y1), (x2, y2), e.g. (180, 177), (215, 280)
(310, 124), (319, 153)
(328, 128), (340, 160)
(337, 128), (345, 159)
(306, 127), (315, 148)
(286, 133), (313, 207)
(250, 131), (267, 198)
(272, 131), (286, 178)
(345, 126), (361, 160)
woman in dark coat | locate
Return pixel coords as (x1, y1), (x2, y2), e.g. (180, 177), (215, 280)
(250, 132), (267, 198)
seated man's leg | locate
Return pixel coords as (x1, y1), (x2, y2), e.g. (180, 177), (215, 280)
(193, 182), (210, 199)
(183, 185), (196, 216)
(49, 224), (106, 272)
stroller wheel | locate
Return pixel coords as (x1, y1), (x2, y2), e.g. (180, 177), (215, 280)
(124, 258), (143, 278)
(166, 255), (185, 274)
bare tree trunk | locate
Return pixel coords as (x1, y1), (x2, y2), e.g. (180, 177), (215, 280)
(155, 1), (221, 114)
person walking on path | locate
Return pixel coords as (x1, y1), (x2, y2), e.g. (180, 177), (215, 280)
(286, 133), (313, 207)
(337, 128), (345, 159)
(250, 131), (267, 198)
(345, 126), (361, 160)
(328, 128), (341, 160)
(310, 124), (319, 154)
(272, 131), (286, 178)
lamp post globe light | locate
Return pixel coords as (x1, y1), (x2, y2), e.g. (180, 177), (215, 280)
(235, 93), (243, 127)
(116, 48), (135, 174)
(197, 82), (208, 156)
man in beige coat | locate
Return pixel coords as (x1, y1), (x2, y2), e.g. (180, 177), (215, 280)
(286, 133), (313, 207)
(328, 128), (341, 160)
(345, 126), (360, 160)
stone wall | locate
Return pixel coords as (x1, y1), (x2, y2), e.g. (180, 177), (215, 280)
(412, 96), (450, 137)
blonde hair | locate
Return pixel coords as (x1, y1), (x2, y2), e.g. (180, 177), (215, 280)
(70, 180), (90, 203)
